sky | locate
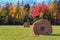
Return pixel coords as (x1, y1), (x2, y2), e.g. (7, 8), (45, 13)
(0, 0), (54, 6)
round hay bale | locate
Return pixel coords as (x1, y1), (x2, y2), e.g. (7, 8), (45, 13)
(23, 22), (30, 27)
(32, 19), (52, 35)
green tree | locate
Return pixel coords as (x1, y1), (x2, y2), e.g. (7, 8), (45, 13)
(0, 2), (9, 24)
(52, 0), (58, 18)
(57, 0), (60, 12)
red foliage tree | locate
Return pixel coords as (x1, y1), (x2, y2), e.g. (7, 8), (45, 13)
(58, 13), (60, 21)
(32, 2), (47, 18)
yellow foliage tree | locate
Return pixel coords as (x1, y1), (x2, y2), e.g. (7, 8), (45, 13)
(9, 5), (16, 18)
(19, 6), (25, 20)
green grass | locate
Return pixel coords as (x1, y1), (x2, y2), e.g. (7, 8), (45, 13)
(0, 26), (60, 40)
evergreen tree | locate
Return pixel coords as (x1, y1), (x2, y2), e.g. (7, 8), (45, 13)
(57, 0), (60, 12)
(21, 0), (24, 5)
(15, 1), (20, 19)
(14, 1), (21, 25)
(24, 4), (30, 22)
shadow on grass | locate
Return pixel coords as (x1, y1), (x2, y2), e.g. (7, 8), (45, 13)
(51, 34), (60, 36)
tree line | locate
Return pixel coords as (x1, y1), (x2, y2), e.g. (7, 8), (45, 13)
(0, 0), (60, 25)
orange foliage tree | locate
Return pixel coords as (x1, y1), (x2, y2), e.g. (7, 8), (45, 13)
(0, 6), (2, 13)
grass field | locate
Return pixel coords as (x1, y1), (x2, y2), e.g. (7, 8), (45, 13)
(0, 26), (60, 40)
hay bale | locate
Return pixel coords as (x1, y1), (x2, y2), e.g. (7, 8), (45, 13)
(23, 22), (30, 27)
(32, 19), (52, 35)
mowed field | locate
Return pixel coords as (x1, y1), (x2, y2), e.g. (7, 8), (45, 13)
(0, 26), (60, 40)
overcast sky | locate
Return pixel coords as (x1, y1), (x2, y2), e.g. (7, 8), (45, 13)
(0, 0), (54, 6)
